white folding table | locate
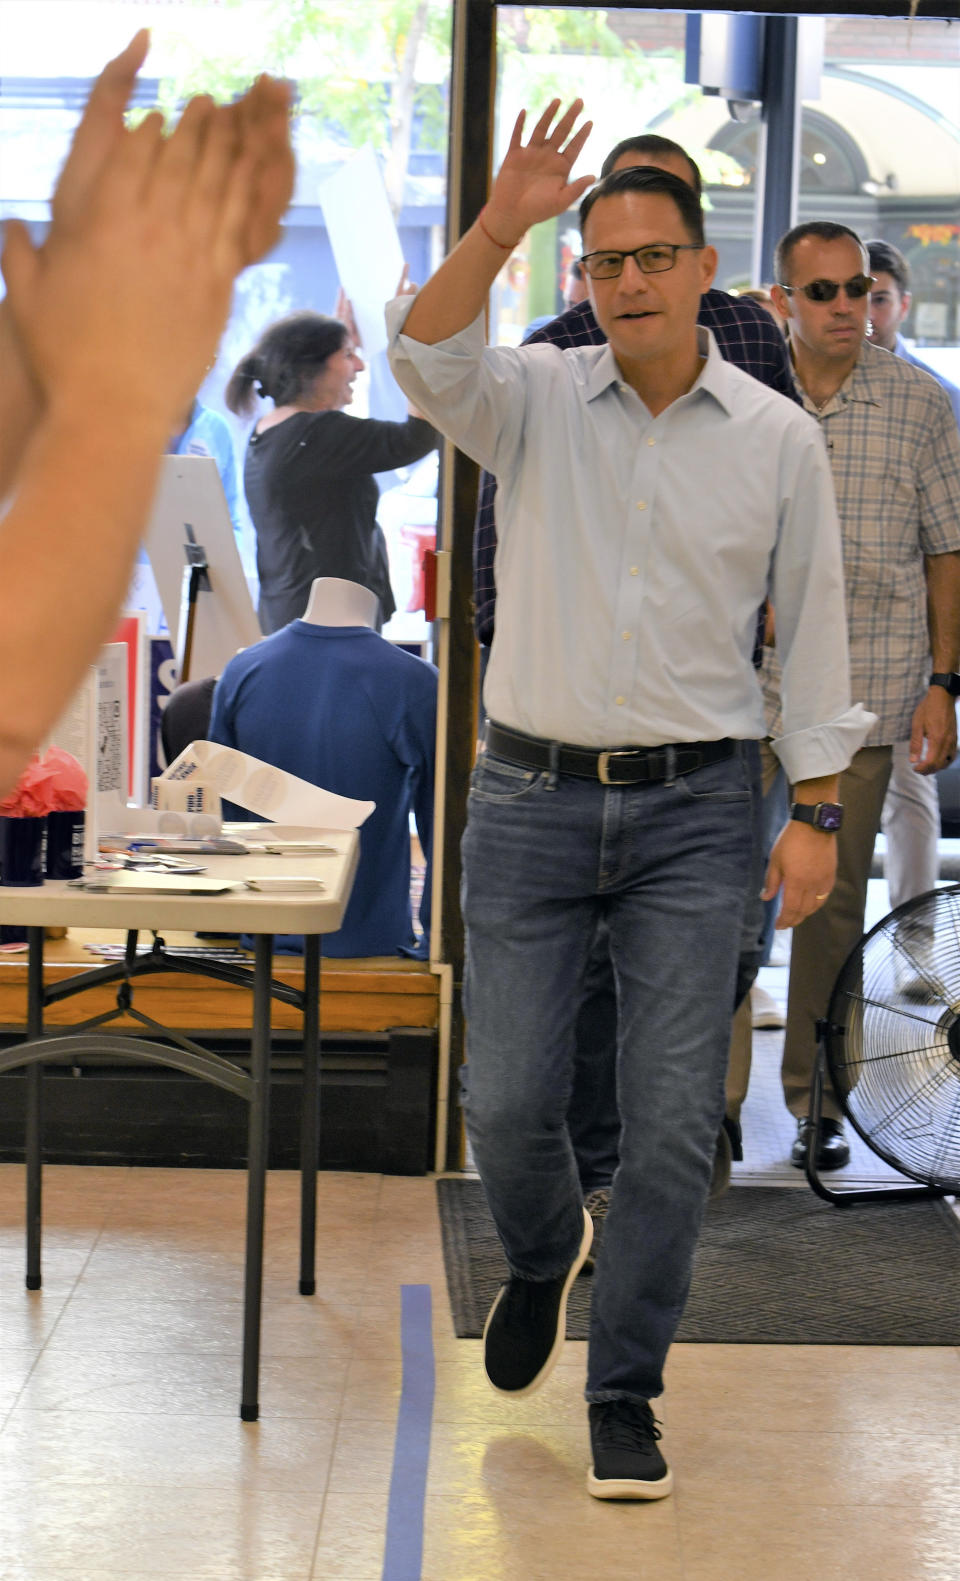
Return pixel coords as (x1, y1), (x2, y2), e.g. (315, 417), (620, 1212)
(0, 832), (359, 1420)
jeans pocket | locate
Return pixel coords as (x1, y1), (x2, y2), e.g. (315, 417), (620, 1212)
(469, 753), (547, 802)
(674, 754), (751, 803)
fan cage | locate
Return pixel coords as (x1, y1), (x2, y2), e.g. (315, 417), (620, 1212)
(824, 883), (960, 1192)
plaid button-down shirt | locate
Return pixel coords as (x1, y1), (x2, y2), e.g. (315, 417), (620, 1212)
(762, 339), (960, 747)
(473, 290), (797, 645)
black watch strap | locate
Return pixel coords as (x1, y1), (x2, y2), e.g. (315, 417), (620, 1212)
(930, 672), (960, 697)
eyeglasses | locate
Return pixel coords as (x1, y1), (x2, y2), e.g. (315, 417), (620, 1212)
(580, 243), (704, 280)
(778, 274), (874, 304)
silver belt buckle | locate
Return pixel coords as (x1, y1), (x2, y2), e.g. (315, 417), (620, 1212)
(597, 749), (636, 785)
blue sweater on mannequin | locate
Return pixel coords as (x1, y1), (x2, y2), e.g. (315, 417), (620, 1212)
(209, 622), (437, 958)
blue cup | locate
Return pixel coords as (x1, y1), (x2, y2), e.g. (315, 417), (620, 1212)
(45, 810), (85, 879)
(0, 815), (46, 887)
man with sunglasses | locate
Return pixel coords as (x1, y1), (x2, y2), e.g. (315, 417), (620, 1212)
(752, 221), (960, 1170)
(388, 104), (871, 1500)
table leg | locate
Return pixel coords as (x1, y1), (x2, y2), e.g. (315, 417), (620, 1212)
(25, 927), (44, 1290)
(240, 932), (273, 1422)
(299, 934), (321, 1296)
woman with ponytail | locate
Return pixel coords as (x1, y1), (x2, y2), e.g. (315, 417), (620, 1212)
(226, 310), (436, 634)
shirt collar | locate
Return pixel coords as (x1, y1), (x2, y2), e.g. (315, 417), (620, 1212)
(790, 336), (883, 415)
(585, 326), (734, 414)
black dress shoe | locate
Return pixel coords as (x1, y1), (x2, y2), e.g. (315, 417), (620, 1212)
(790, 1116), (850, 1171)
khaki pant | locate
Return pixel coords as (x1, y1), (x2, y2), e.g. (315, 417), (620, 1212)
(725, 743), (893, 1124)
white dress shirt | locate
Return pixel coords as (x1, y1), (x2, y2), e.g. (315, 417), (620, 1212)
(387, 300), (874, 785)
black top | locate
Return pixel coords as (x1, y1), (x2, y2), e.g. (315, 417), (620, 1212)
(161, 677), (217, 763)
(244, 409), (437, 634)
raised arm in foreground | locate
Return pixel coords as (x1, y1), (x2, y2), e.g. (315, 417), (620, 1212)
(0, 33), (152, 501)
(0, 39), (294, 796)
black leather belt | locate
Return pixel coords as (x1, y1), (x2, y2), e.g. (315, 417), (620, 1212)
(484, 722), (736, 786)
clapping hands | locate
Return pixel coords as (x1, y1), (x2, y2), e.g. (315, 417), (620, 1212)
(1, 32), (295, 428)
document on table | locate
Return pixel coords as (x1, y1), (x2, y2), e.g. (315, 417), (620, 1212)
(72, 872), (327, 896)
(70, 873), (246, 896)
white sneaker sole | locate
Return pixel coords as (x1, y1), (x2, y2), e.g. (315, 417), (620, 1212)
(483, 1207), (593, 1398)
(587, 1466), (674, 1501)
(750, 986), (785, 1030)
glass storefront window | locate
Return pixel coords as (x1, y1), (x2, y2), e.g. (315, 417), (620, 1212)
(490, 7), (760, 339)
(487, 8), (959, 371)
(678, 13), (960, 370)
(5, 2), (957, 613)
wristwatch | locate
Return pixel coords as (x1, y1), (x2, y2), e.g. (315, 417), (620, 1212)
(929, 672), (960, 697)
(790, 801), (844, 832)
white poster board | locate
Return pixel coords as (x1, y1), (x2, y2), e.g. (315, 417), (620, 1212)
(97, 645), (128, 804)
(46, 665), (99, 866)
(317, 147), (404, 359)
(95, 643), (130, 850)
(144, 456), (261, 682)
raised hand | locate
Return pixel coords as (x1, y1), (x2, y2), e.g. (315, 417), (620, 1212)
(334, 287), (362, 347)
(0, 28), (150, 486)
(234, 73), (296, 266)
(2, 69), (292, 428)
(395, 264), (418, 297)
(50, 29), (150, 233)
(484, 99), (595, 247)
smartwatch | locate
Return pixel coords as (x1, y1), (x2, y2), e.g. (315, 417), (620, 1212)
(790, 801), (844, 832)
(929, 672), (960, 697)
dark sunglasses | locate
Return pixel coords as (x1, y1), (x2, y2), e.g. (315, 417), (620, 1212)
(778, 274), (874, 304)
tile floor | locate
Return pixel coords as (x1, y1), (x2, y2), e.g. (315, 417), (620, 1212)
(1, 881), (959, 1581)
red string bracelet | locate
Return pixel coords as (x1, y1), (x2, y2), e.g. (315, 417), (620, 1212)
(477, 207), (517, 251)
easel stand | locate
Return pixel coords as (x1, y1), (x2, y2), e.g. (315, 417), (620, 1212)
(175, 528), (210, 682)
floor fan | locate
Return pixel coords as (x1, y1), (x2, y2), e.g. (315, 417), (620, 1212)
(805, 883), (960, 1206)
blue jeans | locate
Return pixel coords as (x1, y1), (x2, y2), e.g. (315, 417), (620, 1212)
(568, 740), (763, 1191)
(461, 746), (753, 1402)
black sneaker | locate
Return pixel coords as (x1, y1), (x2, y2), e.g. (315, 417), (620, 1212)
(580, 1187), (610, 1276)
(587, 1400), (674, 1501)
(483, 1208), (592, 1396)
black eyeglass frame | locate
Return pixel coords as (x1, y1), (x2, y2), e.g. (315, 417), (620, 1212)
(580, 243), (705, 280)
(777, 273), (875, 304)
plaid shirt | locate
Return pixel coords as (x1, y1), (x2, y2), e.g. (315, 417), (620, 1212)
(473, 290), (797, 645)
(762, 339), (960, 746)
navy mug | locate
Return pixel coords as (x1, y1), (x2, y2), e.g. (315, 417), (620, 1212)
(45, 810), (86, 880)
(0, 815), (46, 887)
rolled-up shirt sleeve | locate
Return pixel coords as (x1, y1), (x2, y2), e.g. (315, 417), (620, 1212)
(769, 421), (875, 783)
(386, 296), (526, 479)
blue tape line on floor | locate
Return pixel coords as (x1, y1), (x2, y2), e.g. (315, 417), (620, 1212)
(381, 1284), (435, 1581)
